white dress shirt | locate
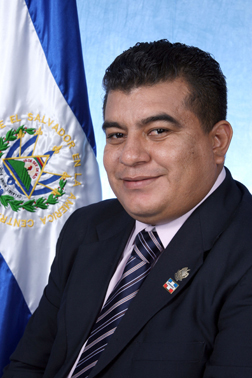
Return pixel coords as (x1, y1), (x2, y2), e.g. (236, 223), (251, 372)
(68, 168), (226, 377)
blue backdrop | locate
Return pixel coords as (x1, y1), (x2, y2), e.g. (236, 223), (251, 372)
(76, 0), (252, 199)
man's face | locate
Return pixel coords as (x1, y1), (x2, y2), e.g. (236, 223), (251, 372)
(103, 79), (221, 225)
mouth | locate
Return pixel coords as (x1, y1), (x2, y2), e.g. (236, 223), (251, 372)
(122, 176), (161, 189)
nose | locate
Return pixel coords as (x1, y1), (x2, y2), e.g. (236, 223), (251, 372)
(119, 135), (150, 166)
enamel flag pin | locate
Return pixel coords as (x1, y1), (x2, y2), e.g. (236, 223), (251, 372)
(163, 267), (190, 294)
(163, 278), (179, 294)
(174, 267), (190, 281)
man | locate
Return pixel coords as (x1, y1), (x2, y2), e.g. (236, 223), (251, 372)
(3, 40), (252, 378)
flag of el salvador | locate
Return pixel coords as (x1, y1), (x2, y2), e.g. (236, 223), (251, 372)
(0, 0), (101, 373)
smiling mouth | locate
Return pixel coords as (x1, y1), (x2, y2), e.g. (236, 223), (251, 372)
(122, 176), (160, 189)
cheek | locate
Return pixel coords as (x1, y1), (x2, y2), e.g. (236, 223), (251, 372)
(163, 139), (208, 182)
(183, 142), (215, 180)
(103, 146), (112, 172)
(153, 138), (195, 171)
(103, 146), (119, 175)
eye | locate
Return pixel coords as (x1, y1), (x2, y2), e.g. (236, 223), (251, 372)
(148, 128), (170, 138)
(105, 130), (126, 144)
(149, 128), (166, 135)
(106, 132), (124, 139)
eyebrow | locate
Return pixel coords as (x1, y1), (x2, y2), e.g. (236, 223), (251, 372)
(140, 113), (181, 127)
(102, 121), (122, 132)
(102, 113), (181, 132)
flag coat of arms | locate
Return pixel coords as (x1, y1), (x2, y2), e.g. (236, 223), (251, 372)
(0, 0), (102, 373)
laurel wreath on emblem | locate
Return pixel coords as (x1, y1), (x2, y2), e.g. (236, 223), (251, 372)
(0, 125), (67, 212)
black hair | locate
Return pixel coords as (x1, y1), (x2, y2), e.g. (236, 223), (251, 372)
(103, 40), (227, 132)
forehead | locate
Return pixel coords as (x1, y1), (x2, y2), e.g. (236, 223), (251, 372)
(104, 79), (192, 122)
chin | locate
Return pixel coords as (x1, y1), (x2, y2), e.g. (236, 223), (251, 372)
(123, 204), (159, 223)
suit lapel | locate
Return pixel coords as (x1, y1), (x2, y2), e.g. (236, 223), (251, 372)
(90, 169), (242, 377)
(64, 209), (134, 370)
(89, 210), (204, 378)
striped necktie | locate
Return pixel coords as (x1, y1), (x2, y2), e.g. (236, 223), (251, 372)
(72, 229), (164, 378)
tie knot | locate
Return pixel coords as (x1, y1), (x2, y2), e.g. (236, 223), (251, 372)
(133, 229), (164, 265)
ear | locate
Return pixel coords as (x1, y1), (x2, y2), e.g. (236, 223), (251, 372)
(209, 120), (233, 165)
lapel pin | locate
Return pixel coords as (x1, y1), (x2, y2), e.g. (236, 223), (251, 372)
(163, 278), (179, 294)
(174, 267), (190, 281)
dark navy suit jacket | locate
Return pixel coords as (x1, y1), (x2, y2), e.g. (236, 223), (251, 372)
(3, 168), (252, 378)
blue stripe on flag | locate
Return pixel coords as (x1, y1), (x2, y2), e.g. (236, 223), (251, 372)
(0, 254), (31, 374)
(24, 0), (96, 155)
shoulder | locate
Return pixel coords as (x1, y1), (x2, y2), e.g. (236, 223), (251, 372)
(43, 198), (130, 290)
(58, 197), (124, 240)
(67, 198), (125, 224)
(54, 199), (129, 271)
(59, 198), (125, 240)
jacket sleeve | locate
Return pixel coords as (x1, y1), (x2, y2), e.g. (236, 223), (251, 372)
(203, 265), (252, 377)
